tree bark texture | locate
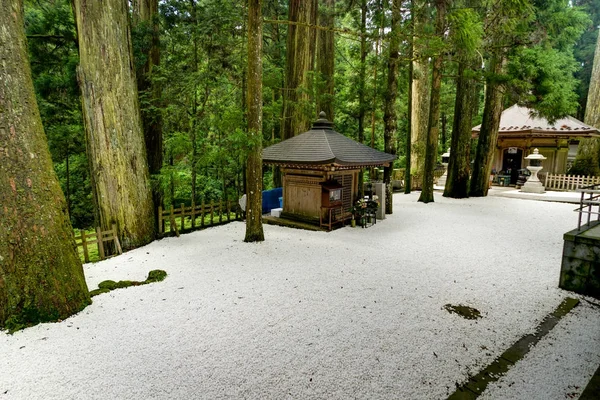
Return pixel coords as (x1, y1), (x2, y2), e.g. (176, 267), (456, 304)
(0, 0), (90, 330)
(418, 0), (447, 204)
(405, 0), (415, 194)
(281, 0), (318, 139)
(586, 28), (600, 128)
(73, 0), (155, 250)
(245, 0), (265, 242)
(382, 0), (401, 214)
(357, 0), (367, 198)
(444, 59), (478, 198)
(133, 0), (163, 220)
(470, 54), (504, 197)
(316, 0), (334, 120)
(574, 29), (600, 176)
(410, 0), (430, 177)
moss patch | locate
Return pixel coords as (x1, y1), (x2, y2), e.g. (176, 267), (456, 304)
(444, 304), (482, 320)
(90, 270), (167, 298)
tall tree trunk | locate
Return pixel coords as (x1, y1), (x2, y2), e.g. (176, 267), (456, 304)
(444, 58), (478, 198)
(405, 0), (415, 194)
(470, 53), (504, 197)
(316, 0), (334, 119)
(133, 0), (163, 219)
(370, 0), (384, 150)
(382, 0), (401, 214)
(357, 0), (367, 198)
(281, 0), (318, 140)
(0, 0), (90, 330)
(418, 0), (447, 204)
(245, 0), (265, 242)
(574, 30), (600, 176)
(440, 112), (447, 153)
(410, 0), (430, 178)
(73, 0), (155, 250)
(585, 26), (600, 127)
(66, 152), (71, 217)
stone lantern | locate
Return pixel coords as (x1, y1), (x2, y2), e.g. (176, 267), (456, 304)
(437, 148), (450, 188)
(522, 148), (546, 194)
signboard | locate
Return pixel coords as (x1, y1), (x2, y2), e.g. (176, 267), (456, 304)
(507, 147), (518, 154)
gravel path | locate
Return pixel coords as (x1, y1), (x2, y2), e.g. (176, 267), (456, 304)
(1, 192), (599, 399)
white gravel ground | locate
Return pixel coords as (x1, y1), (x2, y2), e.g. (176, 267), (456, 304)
(1, 191), (599, 400)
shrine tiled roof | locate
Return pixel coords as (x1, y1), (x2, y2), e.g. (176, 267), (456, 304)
(263, 113), (396, 167)
(472, 104), (600, 137)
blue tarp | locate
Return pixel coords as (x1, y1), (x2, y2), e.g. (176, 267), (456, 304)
(262, 187), (283, 214)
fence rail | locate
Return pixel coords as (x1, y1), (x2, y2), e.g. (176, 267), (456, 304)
(574, 184), (600, 231)
(158, 200), (242, 236)
(74, 223), (122, 263)
(544, 174), (600, 191)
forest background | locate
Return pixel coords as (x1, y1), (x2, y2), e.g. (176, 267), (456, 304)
(24, 0), (600, 229)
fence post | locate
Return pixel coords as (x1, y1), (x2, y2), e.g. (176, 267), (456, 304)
(180, 203), (185, 232)
(96, 227), (105, 260)
(81, 230), (90, 263)
(227, 200), (231, 222)
(158, 206), (163, 234)
(219, 201), (223, 223)
(169, 205), (180, 237)
(200, 199), (206, 228)
(191, 200), (196, 229)
(112, 223), (123, 255)
(210, 203), (214, 225)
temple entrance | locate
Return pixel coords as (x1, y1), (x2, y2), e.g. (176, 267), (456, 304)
(502, 148), (523, 184)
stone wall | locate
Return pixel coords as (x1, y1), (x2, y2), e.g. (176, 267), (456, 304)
(560, 223), (600, 299)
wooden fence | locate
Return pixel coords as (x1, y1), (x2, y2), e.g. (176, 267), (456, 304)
(74, 223), (122, 263)
(544, 174), (600, 191)
(158, 200), (242, 236)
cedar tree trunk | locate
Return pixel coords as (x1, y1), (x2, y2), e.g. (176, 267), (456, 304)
(245, 0), (265, 242)
(470, 53), (504, 197)
(133, 0), (164, 221)
(574, 30), (600, 176)
(73, 0), (155, 250)
(410, 0), (430, 177)
(316, 0), (334, 119)
(0, 0), (90, 330)
(358, 0), (367, 198)
(382, 0), (401, 214)
(281, 0), (318, 139)
(444, 59), (478, 198)
(418, 0), (447, 203)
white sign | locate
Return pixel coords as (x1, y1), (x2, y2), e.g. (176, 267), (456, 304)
(507, 147), (518, 154)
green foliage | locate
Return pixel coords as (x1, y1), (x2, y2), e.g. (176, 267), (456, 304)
(567, 156), (599, 176)
(24, 0), (93, 228)
(448, 7), (483, 57)
(507, 47), (580, 121)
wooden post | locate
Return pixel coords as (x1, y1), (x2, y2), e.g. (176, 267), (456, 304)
(191, 200), (196, 229)
(210, 203), (214, 225)
(112, 223), (123, 255)
(219, 201), (223, 223)
(169, 205), (180, 237)
(227, 201), (231, 222)
(180, 203), (185, 231)
(158, 205), (163, 234)
(201, 200), (205, 228)
(81, 230), (90, 263)
(96, 226), (105, 260)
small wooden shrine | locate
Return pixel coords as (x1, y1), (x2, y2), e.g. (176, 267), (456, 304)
(262, 112), (395, 227)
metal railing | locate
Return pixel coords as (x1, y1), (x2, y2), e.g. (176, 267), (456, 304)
(575, 183), (600, 231)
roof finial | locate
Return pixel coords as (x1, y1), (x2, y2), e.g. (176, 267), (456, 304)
(312, 111), (333, 130)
